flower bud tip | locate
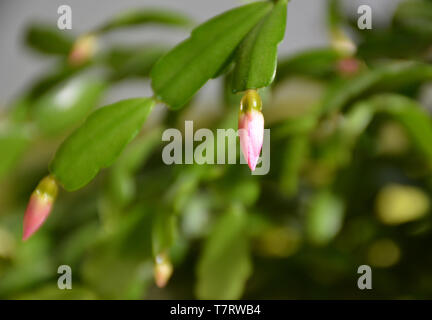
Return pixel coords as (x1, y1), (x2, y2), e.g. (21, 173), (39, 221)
(68, 34), (97, 66)
(154, 253), (173, 288)
(238, 90), (264, 172)
(22, 176), (58, 241)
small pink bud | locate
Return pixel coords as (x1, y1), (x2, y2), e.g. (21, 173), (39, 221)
(238, 90), (264, 171)
(154, 253), (173, 288)
(22, 175), (58, 241)
(68, 34), (97, 67)
(337, 57), (361, 77)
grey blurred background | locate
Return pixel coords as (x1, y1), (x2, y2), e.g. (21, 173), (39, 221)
(0, 0), (402, 107)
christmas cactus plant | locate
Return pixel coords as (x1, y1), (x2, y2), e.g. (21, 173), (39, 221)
(1, 0), (432, 299)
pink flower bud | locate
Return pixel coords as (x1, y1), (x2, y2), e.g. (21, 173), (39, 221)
(337, 57), (361, 77)
(22, 175), (58, 241)
(68, 34), (97, 67)
(238, 90), (264, 171)
(154, 253), (173, 288)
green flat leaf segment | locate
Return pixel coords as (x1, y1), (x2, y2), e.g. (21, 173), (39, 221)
(306, 190), (345, 246)
(97, 9), (193, 33)
(151, 1), (273, 109)
(25, 24), (74, 55)
(361, 94), (432, 163)
(34, 77), (106, 135)
(394, 0), (432, 36)
(105, 46), (166, 80)
(276, 48), (343, 81)
(322, 62), (432, 114)
(232, 0), (288, 92)
(196, 206), (252, 299)
(50, 98), (155, 191)
(152, 210), (177, 257)
(330, 93), (432, 171)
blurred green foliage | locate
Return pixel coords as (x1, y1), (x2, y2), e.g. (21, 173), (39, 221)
(1, 0), (432, 300)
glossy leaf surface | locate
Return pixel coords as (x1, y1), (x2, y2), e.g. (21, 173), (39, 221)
(50, 98), (154, 191)
(151, 1), (272, 109)
(34, 76), (106, 135)
(231, 0), (287, 92)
